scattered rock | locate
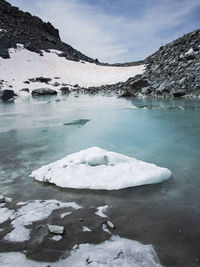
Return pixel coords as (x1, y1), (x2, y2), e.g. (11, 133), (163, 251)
(32, 88), (57, 96)
(60, 87), (70, 94)
(0, 89), (14, 100)
(53, 82), (60, 87)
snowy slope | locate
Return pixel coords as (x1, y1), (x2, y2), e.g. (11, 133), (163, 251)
(0, 45), (145, 94)
(30, 147), (171, 190)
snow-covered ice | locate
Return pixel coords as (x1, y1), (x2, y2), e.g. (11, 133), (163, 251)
(95, 205), (109, 218)
(0, 45), (145, 94)
(0, 207), (15, 224)
(30, 147), (171, 190)
(3, 200), (82, 242)
(0, 235), (161, 266)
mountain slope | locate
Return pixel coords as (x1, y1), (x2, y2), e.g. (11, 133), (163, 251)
(0, 0), (94, 62)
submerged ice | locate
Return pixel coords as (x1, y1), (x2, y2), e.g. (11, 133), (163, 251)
(30, 147), (171, 190)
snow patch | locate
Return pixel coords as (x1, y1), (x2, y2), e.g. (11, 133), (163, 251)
(185, 48), (194, 55)
(4, 200), (82, 242)
(0, 236), (161, 266)
(0, 46), (145, 94)
(30, 147), (171, 190)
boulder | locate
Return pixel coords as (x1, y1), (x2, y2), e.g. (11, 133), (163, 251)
(32, 88), (57, 96)
(0, 89), (14, 100)
(130, 77), (149, 94)
(60, 87), (70, 94)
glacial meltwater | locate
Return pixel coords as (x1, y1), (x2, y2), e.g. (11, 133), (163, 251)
(0, 95), (200, 266)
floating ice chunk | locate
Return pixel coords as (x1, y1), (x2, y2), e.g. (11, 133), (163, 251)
(30, 147), (171, 190)
(47, 225), (64, 235)
(60, 211), (72, 218)
(82, 226), (92, 232)
(0, 236), (161, 266)
(95, 205), (109, 218)
(50, 235), (63, 241)
(102, 223), (111, 234)
(4, 200), (81, 242)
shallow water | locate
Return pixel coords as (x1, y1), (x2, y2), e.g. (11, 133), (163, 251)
(0, 95), (200, 266)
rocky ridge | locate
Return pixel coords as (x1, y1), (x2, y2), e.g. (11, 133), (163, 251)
(82, 29), (199, 98)
(0, 0), (94, 62)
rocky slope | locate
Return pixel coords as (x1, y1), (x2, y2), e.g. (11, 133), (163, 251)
(0, 0), (94, 62)
(0, 0), (199, 98)
(91, 29), (199, 98)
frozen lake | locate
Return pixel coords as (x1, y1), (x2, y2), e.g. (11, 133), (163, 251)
(0, 95), (200, 266)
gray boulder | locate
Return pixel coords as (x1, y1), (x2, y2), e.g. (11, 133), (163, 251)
(0, 89), (14, 100)
(32, 88), (57, 96)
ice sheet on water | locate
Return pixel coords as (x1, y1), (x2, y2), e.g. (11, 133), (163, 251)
(0, 235), (161, 266)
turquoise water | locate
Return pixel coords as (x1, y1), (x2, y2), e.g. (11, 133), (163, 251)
(0, 95), (200, 266)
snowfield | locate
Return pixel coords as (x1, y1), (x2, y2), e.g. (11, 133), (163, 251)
(0, 45), (145, 94)
(0, 235), (161, 267)
(30, 147), (171, 190)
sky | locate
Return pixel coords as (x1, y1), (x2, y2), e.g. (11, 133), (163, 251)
(7, 0), (200, 63)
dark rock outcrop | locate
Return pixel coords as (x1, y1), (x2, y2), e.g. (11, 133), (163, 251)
(0, 89), (14, 100)
(32, 88), (57, 96)
(0, 0), (94, 62)
(60, 87), (70, 94)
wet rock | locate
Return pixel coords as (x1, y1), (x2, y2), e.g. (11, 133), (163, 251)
(32, 88), (57, 96)
(0, 89), (14, 100)
(60, 87), (70, 94)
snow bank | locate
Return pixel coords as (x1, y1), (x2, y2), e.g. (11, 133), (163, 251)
(0, 45), (145, 94)
(3, 200), (82, 242)
(0, 235), (161, 266)
(30, 147), (171, 190)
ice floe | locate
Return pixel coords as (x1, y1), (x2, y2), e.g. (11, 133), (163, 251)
(0, 235), (161, 266)
(95, 205), (109, 218)
(30, 147), (171, 190)
(82, 226), (92, 232)
(3, 200), (82, 242)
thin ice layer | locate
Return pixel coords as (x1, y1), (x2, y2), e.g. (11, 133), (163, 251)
(0, 235), (161, 266)
(30, 147), (171, 190)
